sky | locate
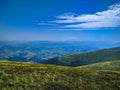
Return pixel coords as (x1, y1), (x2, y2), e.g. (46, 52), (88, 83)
(0, 0), (120, 42)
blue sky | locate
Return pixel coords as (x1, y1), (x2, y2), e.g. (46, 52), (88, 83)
(0, 0), (120, 42)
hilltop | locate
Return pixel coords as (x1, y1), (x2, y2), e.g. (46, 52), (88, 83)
(78, 60), (120, 71)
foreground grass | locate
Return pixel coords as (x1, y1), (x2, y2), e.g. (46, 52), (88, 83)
(0, 60), (120, 90)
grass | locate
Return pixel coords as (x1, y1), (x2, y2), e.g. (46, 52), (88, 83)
(0, 60), (120, 90)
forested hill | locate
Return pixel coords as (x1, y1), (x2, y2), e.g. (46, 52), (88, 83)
(42, 47), (120, 66)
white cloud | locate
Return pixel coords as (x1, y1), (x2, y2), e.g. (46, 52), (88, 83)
(54, 3), (120, 29)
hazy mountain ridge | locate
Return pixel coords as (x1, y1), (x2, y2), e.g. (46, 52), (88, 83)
(1, 41), (119, 63)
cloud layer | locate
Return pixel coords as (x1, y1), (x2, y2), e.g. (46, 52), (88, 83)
(54, 3), (120, 29)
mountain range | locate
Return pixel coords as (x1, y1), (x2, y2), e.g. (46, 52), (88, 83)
(0, 41), (120, 63)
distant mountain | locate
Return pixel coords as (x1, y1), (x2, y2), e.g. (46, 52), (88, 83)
(79, 60), (120, 71)
(1, 41), (119, 63)
(43, 47), (120, 66)
(0, 60), (120, 90)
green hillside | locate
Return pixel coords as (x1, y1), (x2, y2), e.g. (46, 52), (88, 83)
(79, 60), (120, 71)
(0, 60), (120, 90)
(43, 47), (120, 66)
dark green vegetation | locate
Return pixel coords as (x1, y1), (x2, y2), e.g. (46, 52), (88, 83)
(79, 60), (120, 71)
(43, 47), (120, 66)
(0, 60), (120, 90)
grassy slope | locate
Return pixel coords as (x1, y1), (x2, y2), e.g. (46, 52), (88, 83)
(43, 47), (120, 66)
(78, 60), (120, 71)
(0, 60), (120, 90)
